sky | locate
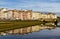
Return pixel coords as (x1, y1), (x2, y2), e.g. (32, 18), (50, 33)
(0, 0), (60, 16)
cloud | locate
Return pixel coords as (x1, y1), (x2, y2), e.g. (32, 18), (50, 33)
(11, 2), (60, 12)
(50, 0), (57, 1)
(0, 0), (60, 12)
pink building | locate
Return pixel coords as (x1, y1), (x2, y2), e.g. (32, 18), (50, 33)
(9, 10), (32, 20)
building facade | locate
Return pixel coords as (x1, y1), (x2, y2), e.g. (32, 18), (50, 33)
(32, 11), (42, 20)
(0, 8), (57, 20)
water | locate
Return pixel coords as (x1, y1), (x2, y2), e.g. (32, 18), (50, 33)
(0, 25), (60, 39)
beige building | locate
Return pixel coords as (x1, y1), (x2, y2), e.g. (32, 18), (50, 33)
(0, 8), (8, 12)
(0, 8), (57, 20)
(0, 8), (8, 19)
(10, 10), (32, 20)
(39, 13), (57, 20)
(47, 13), (57, 19)
(32, 11), (41, 20)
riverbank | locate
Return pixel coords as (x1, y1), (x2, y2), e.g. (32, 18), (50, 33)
(0, 20), (57, 32)
(0, 20), (44, 32)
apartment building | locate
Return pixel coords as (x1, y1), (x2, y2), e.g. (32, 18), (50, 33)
(32, 11), (42, 20)
(47, 13), (57, 19)
(0, 8), (57, 20)
(0, 8), (8, 19)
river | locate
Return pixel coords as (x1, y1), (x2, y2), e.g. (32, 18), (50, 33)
(0, 24), (60, 39)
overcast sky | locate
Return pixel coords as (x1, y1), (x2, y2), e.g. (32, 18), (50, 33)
(0, 0), (60, 16)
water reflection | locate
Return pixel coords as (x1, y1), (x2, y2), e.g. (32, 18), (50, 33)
(0, 25), (58, 36)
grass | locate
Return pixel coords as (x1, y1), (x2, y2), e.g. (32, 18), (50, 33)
(0, 20), (44, 32)
(0, 20), (57, 32)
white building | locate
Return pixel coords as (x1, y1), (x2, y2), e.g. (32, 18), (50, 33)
(0, 8), (8, 12)
(0, 8), (57, 20)
(0, 8), (8, 19)
(32, 11), (41, 20)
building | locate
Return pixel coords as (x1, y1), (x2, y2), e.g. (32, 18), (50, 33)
(0, 8), (8, 20)
(32, 11), (42, 20)
(0, 8), (57, 20)
(41, 13), (57, 21)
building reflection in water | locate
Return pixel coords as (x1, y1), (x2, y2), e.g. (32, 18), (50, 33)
(0, 25), (57, 36)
